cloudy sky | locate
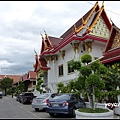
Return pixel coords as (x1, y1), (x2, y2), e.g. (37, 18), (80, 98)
(0, 1), (120, 75)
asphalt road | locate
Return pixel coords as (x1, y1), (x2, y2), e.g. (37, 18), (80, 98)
(0, 96), (75, 119)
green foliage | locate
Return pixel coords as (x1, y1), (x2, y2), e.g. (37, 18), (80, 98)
(90, 61), (100, 72)
(57, 82), (64, 87)
(35, 73), (46, 94)
(37, 80), (43, 85)
(57, 80), (76, 94)
(104, 62), (120, 91)
(71, 59), (81, 70)
(99, 65), (108, 75)
(7, 86), (15, 96)
(0, 77), (13, 95)
(57, 82), (64, 93)
(37, 77), (41, 81)
(39, 73), (44, 77)
(86, 74), (105, 92)
(61, 86), (68, 93)
(81, 54), (92, 64)
(75, 76), (85, 91)
(80, 66), (92, 77)
(36, 85), (40, 91)
(0, 77), (13, 89)
(16, 81), (27, 94)
(87, 74), (100, 86)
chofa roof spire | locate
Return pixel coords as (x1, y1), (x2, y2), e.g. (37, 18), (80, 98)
(40, 32), (44, 40)
(102, 1), (104, 7)
(34, 49), (37, 56)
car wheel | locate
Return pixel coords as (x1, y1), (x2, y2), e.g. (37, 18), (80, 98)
(22, 100), (25, 104)
(71, 108), (76, 117)
(49, 113), (54, 117)
(35, 108), (39, 111)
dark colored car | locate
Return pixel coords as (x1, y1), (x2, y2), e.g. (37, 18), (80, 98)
(0, 92), (3, 98)
(46, 93), (85, 117)
(19, 92), (36, 104)
(31, 93), (57, 111)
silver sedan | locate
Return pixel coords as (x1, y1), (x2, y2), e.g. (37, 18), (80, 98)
(31, 93), (57, 111)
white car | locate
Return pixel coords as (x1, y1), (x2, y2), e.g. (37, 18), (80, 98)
(31, 93), (57, 111)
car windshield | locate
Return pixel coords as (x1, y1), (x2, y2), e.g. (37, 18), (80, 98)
(52, 94), (70, 100)
(36, 94), (50, 99)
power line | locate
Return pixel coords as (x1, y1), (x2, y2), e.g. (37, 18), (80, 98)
(105, 9), (120, 16)
(85, 1), (120, 17)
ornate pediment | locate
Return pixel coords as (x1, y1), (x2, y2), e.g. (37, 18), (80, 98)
(111, 31), (120, 49)
(89, 16), (110, 39)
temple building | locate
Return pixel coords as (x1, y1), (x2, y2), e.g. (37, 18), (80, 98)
(101, 20), (120, 65)
(33, 1), (112, 93)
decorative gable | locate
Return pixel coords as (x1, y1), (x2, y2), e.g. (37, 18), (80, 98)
(111, 31), (120, 49)
(89, 16), (110, 39)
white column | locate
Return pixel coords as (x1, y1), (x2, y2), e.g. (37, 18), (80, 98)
(47, 60), (50, 85)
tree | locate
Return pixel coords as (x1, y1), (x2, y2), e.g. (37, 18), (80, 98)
(15, 81), (27, 95)
(36, 73), (46, 94)
(57, 82), (64, 94)
(7, 86), (15, 98)
(104, 63), (120, 91)
(0, 77), (13, 96)
(71, 54), (107, 110)
(103, 62), (120, 103)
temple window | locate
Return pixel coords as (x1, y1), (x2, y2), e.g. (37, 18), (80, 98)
(67, 61), (74, 74)
(33, 81), (36, 85)
(58, 64), (63, 77)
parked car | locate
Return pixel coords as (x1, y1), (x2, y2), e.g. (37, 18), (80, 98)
(0, 92), (3, 98)
(16, 93), (22, 102)
(31, 93), (57, 111)
(19, 92), (36, 104)
(46, 93), (85, 117)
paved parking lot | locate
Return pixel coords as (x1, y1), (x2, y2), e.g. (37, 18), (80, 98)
(0, 95), (120, 119)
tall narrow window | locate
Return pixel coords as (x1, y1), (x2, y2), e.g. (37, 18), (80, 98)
(67, 61), (74, 74)
(33, 81), (36, 85)
(58, 64), (63, 77)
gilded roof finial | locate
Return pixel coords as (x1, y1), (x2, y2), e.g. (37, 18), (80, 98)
(34, 49), (37, 56)
(102, 1), (104, 7)
(82, 17), (85, 24)
(44, 29), (47, 36)
(73, 24), (77, 32)
(40, 32), (44, 40)
(44, 29), (48, 40)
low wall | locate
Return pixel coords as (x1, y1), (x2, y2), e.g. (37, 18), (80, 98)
(85, 102), (106, 109)
(75, 109), (114, 119)
(75, 102), (114, 119)
(113, 106), (120, 115)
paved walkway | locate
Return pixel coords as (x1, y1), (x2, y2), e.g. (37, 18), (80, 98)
(113, 114), (120, 119)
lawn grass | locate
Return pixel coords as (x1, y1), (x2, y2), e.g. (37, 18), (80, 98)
(78, 108), (109, 113)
